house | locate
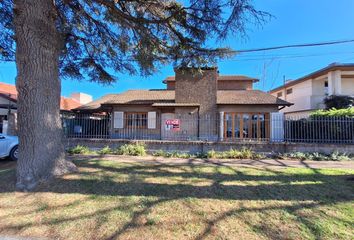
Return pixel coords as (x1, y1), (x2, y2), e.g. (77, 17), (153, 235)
(0, 82), (93, 133)
(269, 63), (354, 116)
(77, 67), (291, 141)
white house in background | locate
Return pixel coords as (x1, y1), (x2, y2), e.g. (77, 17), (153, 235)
(269, 63), (354, 116)
(70, 92), (93, 105)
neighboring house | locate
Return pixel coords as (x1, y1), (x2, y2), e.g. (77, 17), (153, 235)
(0, 82), (93, 132)
(77, 67), (291, 141)
(270, 63), (354, 116)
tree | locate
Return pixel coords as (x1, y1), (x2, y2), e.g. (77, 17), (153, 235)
(0, 0), (269, 190)
(324, 95), (354, 110)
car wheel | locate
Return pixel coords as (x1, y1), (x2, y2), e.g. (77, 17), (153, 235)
(9, 145), (18, 161)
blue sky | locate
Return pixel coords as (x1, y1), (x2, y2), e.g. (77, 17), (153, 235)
(0, 0), (354, 99)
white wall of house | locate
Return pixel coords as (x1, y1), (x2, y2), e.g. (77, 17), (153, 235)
(275, 80), (312, 114)
(272, 69), (354, 116)
(70, 92), (93, 104)
(342, 77), (354, 96)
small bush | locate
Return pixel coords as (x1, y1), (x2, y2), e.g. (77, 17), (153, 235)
(206, 148), (258, 159)
(239, 148), (254, 159)
(311, 152), (327, 161)
(329, 151), (351, 161)
(153, 150), (193, 159)
(207, 150), (217, 159)
(311, 107), (354, 117)
(116, 143), (146, 156)
(153, 150), (166, 157)
(288, 152), (307, 160)
(272, 151), (352, 161)
(98, 146), (113, 155)
(67, 145), (92, 155)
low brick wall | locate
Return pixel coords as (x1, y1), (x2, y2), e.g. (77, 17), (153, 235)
(65, 138), (354, 154)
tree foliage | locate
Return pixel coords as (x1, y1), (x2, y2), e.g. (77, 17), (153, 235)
(0, 0), (269, 83)
(323, 95), (354, 110)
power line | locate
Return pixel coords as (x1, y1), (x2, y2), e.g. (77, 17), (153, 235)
(1, 38), (354, 63)
(220, 51), (354, 62)
(232, 39), (354, 53)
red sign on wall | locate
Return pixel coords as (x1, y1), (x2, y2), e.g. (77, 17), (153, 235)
(165, 119), (180, 131)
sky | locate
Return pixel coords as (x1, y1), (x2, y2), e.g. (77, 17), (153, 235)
(0, 0), (354, 100)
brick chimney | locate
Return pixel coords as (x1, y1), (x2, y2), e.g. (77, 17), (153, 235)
(174, 67), (218, 118)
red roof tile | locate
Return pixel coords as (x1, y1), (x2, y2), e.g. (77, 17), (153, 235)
(0, 82), (82, 111)
(60, 97), (81, 111)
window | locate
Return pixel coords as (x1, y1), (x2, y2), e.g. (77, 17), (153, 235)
(324, 81), (329, 94)
(125, 112), (147, 129)
(286, 88), (293, 95)
(224, 112), (270, 140)
(277, 92), (283, 97)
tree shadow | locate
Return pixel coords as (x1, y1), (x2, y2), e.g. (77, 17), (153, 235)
(1, 159), (350, 202)
(0, 158), (353, 239)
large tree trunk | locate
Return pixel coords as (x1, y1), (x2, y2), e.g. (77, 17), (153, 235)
(14, 0), (77, 191)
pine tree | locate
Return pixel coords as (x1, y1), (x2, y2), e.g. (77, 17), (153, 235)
(0, 0), (268, 190)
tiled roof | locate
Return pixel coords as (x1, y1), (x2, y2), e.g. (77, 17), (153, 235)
(102, 90), (175, 104)
(270, 62), (354, 93)
(60, 97), (81, 111)
(164, 75), (259, 83)
(0, 82), (18, 101)
(151, 103), (200, 107)
(217, 90), (292, 105)
(75, 94), (118, 110)
(0, 82), (82, 111)
(77, 89), (291, 111)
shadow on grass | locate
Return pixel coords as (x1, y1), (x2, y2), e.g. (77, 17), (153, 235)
(0, 157), (353, 201)
(0, 157), (353, 240)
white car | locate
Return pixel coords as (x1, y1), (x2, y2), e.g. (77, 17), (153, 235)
(0, 134), (18, 161)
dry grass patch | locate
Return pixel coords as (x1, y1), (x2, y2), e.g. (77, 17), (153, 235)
(0, 158), (353, 240)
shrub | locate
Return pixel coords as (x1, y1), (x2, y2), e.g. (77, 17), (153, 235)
(288, 152), (307, 160)
(239, 148), (254, 159)
(311, 107), (354, 117)
(329, 151), (351, 161)
(206, 148), (257, 159)
(67, 145), (92, 155)
(153, 150), (166, 157)
(98, 146), (113, 155)
(116, 143), (146, 156)
(207, 150), (217, 159)
(311, 152), (327, 161)
(153, 150), (194, 159)
(272, 151), (352, 161)
(323, 95), (354, 110)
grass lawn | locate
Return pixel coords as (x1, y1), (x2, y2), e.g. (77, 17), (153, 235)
(0, 158), (353, 240)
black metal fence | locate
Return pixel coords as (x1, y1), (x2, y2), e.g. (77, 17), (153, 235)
(61, 113), (354, 144)
(284, 116), (354, 144)
(62, 113), (110, 139)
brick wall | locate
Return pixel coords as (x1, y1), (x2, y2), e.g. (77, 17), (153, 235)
(175, 68), (218, 117)
(174, 68), (218, 139)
